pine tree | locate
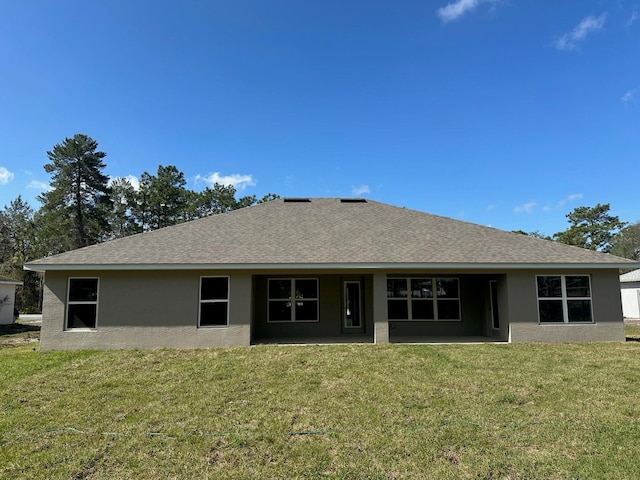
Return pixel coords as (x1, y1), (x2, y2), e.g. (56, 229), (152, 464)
(38, 134), (112, 249)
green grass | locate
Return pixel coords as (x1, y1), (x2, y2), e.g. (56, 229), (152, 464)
(625, 324), (640, 339)
(2, 341), (640, 479)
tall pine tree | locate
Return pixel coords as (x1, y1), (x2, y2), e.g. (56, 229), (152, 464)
(38, 134), (112, 250)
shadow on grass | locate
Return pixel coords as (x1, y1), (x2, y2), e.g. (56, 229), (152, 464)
(0, 323), (41, 336)
(626, 336), (640, 342)
(0, 323), (41, 347)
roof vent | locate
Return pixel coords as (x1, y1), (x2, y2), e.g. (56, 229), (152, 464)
(340, 198), (367, 203)
(283, 197), (311, 203)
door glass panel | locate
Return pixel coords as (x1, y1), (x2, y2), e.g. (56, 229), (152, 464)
(345, 282), (361, 327)
(490, 281), (500, 330)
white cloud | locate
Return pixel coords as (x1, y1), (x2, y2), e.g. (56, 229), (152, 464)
(554, 13), (607, 51)
(351, 185), (370, 196)
(622, 88), (637, 104)
(0, 166), (14, 185)
(486, 204), (496, 211)
(627, 11), (638, 27)
(437, 0), (500, 22)
(514, 201), (537, 214)
(124, 175), (140, 191)
(557, 193), (583, 208)
(27, 180), (50, 191)
(108, 175), (141, 191)
(195, 172), (256, 191)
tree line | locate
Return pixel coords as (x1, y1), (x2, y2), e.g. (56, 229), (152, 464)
(514, 203), (640, 260)
(2, 134), (639, 314)
(0, 133), (278, 312)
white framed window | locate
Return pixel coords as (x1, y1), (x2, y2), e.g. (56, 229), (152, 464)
(536, 275), (593, 324)
(199, 276), (229, 327)
(387, 277), (461, 321)
(268, 278), (319, 322)
(66, 278), (99, 330)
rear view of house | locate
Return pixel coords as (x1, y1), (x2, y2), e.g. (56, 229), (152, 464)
(25, 198), (637, 349)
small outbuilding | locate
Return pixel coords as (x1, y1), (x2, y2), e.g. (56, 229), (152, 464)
(620, 269), (640, 319)
(0, 276), (23, 325)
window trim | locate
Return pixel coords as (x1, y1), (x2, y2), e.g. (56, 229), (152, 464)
(387, 276), (462, 322)
(267, 278), (319, 323)
(198, 276), (230, 328)
(536, 274), (594, 324)
(65, 277), (99, 331)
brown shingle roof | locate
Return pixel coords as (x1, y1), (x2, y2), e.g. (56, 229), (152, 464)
(25, 198), (638, 270)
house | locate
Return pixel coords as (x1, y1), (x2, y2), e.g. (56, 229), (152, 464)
(620, 269), (640, 319)
(24, 198), (638, 350)
(0, 276), (23, 325)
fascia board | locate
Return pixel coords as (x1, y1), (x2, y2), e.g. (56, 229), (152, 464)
(24, 261), (640, 272)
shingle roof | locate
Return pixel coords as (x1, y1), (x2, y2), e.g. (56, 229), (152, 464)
(0, 276), (23, 285)
(25, 198), (638, 270)
(620, 269), (640, 282)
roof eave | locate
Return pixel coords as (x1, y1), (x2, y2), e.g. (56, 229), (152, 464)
(24, 261), (640, 272)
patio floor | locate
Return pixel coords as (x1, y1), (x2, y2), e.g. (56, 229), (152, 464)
(252, 335), (504, 345)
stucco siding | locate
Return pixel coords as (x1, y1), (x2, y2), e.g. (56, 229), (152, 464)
(508, 270), (624, 343)
(40, 270), (251, 350)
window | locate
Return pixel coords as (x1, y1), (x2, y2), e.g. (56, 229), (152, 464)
(268, 278), (319, 322)
(66, 278), (99, 330)
(199, 277), (229, 327)
(387, 277), (460, 321)
(536, 275), (593, 324)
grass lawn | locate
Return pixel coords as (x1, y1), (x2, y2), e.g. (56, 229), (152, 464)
(2, 331), (640, 478)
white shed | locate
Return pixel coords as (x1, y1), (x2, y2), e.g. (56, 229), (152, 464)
(620, 269), (640, 319)
(0, 276), (22, 325)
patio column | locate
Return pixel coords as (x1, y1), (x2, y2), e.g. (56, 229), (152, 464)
(372, 273), (389, 343)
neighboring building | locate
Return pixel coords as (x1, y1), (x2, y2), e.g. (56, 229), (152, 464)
(620, 269), (640, 319)
(24, 198), (638, 350)
(0, 276), (23, 325)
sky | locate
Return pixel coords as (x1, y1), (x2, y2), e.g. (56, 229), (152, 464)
(1, 0), (639, 236)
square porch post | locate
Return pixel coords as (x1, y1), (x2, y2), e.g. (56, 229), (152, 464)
(373, 273), (389, 343)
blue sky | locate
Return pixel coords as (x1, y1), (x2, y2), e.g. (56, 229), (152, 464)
(1, 0), (639, 236)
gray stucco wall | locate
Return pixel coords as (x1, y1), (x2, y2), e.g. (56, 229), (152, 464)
(40, 270), (251, 350)
(507, 269), (625, 343)
(39, 268), (626, 350)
